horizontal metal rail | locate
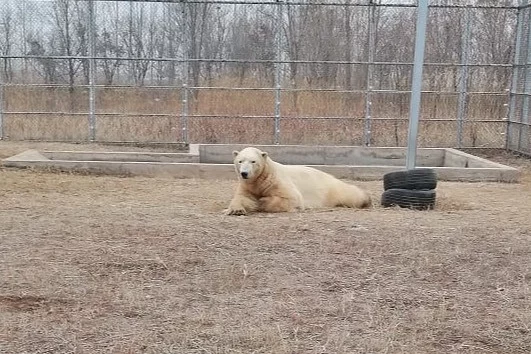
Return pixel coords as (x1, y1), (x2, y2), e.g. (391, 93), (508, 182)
(1, 110), (509, 123)
(10, 137), (509, 149)
(508, 120), (531, 126)
(4, 112), (90, 116)
(81, 0), (520, 9)
(0, 55), (514, 68)
(0, 83), (509, 96)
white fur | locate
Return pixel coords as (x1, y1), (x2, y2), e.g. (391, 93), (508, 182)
(226, 147), (371, 215)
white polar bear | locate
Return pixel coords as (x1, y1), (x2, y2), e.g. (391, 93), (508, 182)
(226, 147), (372, 215)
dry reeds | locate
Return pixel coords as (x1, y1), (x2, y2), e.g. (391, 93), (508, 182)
(2, 80), (508, 147)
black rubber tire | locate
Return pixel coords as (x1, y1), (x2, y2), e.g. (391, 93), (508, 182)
(381, 188), (436, 210)
(383, 168), (437, 191)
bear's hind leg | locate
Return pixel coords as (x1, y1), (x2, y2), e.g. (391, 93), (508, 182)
(327, 184), (371, 209)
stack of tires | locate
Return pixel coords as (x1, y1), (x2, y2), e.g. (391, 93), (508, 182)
(381, 168), (438, 210)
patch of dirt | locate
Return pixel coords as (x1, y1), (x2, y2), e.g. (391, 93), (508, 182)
(0, 295), (73, 313)
(1, 141), (531, 354)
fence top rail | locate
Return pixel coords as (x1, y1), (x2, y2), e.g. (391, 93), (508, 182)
(0, 111), (509, 123)
(0, 55), (515, 68)
(0, 82), (510, 96)
(78, 0), (521, 10)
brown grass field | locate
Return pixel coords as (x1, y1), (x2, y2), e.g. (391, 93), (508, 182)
(1, 141), (531, 353)
(2, 86), (507, 148)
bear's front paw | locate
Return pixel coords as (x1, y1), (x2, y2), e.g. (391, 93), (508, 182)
(225, 206), (247, 216)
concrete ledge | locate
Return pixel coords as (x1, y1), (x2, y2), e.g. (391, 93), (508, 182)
(444, 148), (508, 168)
(3, 160), (202, 178)
(42, 151), (199, 163)
(2, 160), (520, 183)
(434, 166), (520, 183)
(4, 149), (50, 162)
(300, 165), (520, 183)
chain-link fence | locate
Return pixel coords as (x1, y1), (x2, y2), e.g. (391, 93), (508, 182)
(0, 0), (527, 151)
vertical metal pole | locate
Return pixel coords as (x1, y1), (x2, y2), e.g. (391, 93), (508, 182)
(0, 13), (4, 139)
(519, 6), (531, 151)
(507, 2), (526, 151)
(364, 3), (376, 146)
(88, 0), (96, 142)
(0, 61), (3, 140)
(405, 0), (429, 170)
(181, 2), (189, 144)
(457, 7), (471, 148)
(22, 0), (28, 79)
(273, 1), (283, 145)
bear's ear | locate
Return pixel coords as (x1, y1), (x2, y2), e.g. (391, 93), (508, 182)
(232, 150), (239, 158)
(261, 151), (268, 158)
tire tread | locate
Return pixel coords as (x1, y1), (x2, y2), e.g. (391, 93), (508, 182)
(383, 169), (437, 191)
(381, 188), (436, 210)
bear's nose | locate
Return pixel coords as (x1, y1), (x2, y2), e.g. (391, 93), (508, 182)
(241, 172), (249, 179)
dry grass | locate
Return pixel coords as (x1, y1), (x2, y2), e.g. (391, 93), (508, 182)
(2, 85), (507, 147)
(1, 141), (531, 353)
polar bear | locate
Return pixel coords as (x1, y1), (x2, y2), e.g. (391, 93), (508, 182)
(226, 147), (371, 215)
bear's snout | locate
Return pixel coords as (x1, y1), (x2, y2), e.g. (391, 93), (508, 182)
(241, 172), (249, 179)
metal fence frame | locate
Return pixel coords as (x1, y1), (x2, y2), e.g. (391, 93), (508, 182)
(507, 0), (531, 157)
(0, 0), (529, 157)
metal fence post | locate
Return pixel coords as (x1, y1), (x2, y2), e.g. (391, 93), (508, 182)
(457, 7), (471, 148)
(364, 2), (376, 146)
(88, 0), (96, 142)
(273, 1), (283, 145)
(0, 61), (3, 140)
(519, 6), (531, 151)
(0, 8), (4, 139)
(507, 2), (526, 151)
(181, 1), (189, 144)
(405, 0), (429, 170)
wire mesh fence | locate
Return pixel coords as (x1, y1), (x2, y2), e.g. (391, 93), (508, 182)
(0, 0), (526, 150)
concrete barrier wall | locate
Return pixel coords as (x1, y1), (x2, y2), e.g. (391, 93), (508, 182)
(443, 149), (511, 168)
(198, 144), (445, 167)
(435, 167), (520, 183)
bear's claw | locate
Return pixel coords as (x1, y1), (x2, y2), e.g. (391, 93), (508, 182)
(226, 208), (247, 216)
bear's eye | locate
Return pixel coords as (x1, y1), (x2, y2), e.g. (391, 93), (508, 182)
(238, 160), (242, 164)
(251, 160), (256, 164)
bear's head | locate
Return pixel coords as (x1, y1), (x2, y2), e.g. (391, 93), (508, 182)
(232, 147), (268, 181)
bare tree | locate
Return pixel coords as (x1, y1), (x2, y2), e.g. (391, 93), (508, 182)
(122, 2), (160, 86)
(285, 3), (309, 112)
(51, 0), (86, 90)
(162, 3), (178, 85)
(473, 1), (515, 90)
(27, 39), (58, 84)
(344, 1), (352, 91)
(98, 29), (124, 85)
(186, 3), (212, 91)
(201, 5), (229, 85)
(0, 5), (14, 82)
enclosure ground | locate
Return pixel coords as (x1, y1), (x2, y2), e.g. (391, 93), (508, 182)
(1, 141), (531, 354)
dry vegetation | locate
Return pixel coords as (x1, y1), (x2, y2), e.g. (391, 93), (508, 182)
(2, 85), (507, 147)
(1, 141), (531, 353)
